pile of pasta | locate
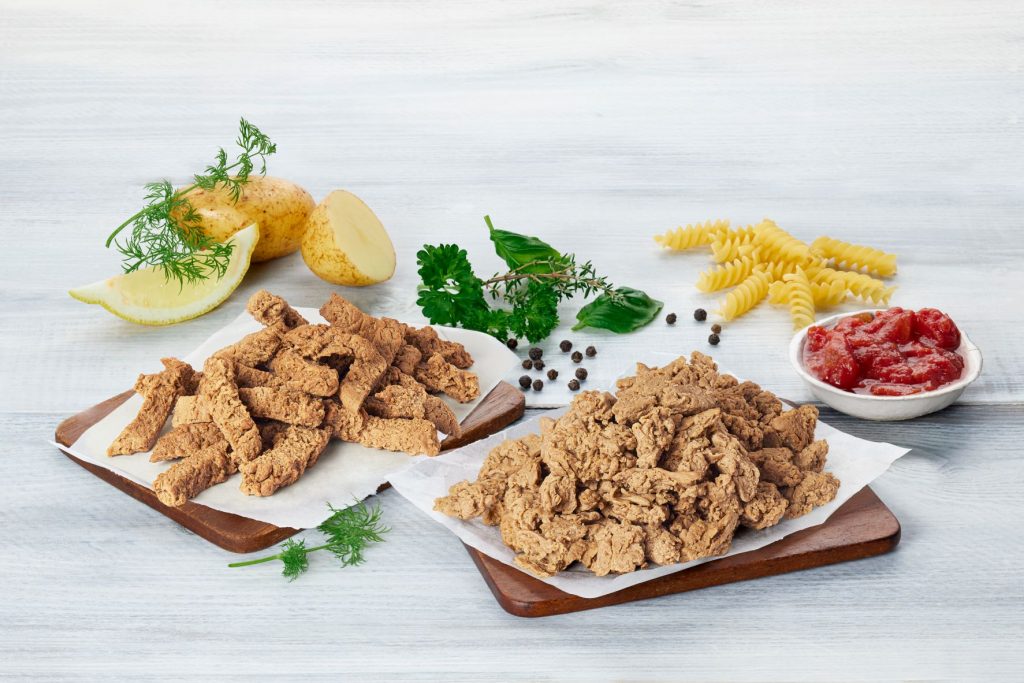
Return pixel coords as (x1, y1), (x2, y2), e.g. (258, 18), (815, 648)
(654, 219), (898, 329)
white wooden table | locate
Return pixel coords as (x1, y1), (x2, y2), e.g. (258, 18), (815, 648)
(3, 1), (1023, 679)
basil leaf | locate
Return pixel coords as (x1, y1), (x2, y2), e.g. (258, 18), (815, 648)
(486, 215), (565, 273)
(572, 287), (663, 333)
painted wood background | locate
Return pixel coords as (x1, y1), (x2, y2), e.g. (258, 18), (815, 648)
(2, 0), (1022, 679)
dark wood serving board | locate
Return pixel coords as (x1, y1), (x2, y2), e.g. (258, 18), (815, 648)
(465, 485), (899, 617)
(54, 381), (525, 553)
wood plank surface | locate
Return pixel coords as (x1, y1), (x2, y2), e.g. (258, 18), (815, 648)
(2, 0), (1023, 679)
(52, 382), (524, 552)
(469, 486), (900, 617)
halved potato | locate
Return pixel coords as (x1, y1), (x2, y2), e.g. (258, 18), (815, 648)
(301, 190), (396, 286)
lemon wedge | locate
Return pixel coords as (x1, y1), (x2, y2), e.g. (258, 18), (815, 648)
(70, 224), (259, 325)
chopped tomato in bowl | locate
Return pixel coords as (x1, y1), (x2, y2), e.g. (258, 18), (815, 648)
(789, 308), (982, 420)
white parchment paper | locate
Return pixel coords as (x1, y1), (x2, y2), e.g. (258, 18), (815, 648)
(52, 307), (519, 529)
(389, 354), (910, 599)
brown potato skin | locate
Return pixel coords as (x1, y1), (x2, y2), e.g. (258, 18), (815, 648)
(186, 176), (315, 262)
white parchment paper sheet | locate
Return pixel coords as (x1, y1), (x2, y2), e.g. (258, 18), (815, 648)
(52, 306), (519, 529)
(390, 354), (910, 599)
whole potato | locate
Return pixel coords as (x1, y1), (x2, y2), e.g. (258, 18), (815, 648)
(186, 176), (315, 262)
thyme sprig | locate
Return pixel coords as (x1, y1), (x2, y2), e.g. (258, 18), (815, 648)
(228, 501), (388, 581)
(104, 118), (276, 285)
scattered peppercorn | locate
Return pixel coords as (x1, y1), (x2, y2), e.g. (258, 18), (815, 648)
(528, 347), (543, 360)
(694, 308), (707, 321)
(532, 379), (544, 391)
(506, 338), (518, 350)
(567, 379), (580, 391)
(571, 351), (583, 363)
(518, 375), (531, 389)
(711, 323), (722, 334)
(666, 312), (677, 325)
(521, 359), (532, 370)
(585, 345), (596, 357)
(547, 369), (558, 380)
(533, 360), (545, 371)
(559, 340), (572, 352)
(575, 368), (588, 380)
(708, 333), (720, 345)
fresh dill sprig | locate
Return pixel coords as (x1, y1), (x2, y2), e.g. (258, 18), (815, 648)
(104, 117), (276, 286)
(227, 501), (389, 581)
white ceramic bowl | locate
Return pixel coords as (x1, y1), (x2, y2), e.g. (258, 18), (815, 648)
(789, 309), (983, 421)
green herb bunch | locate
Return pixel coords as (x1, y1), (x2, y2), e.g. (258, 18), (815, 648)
(416, 216), (662, 343)
(104, 118), (276, 285)
(228, 501), (388, 581)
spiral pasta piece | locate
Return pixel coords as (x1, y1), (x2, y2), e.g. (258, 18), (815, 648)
(811, 236), (897, 277)
(813, 268), (896, 305)
(710, 227), (758, 263)
(696, 255), (758, 292)
(756, 257), (826, 283)
(753, 220), (813, 263)
(810, 279), (847, 308)
(654, 219), (730, 251)
(717, 270), (771, 321)
(779, 268), (815, 330)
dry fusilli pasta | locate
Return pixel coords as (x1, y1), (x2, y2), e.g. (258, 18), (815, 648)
(710, 227), (758, 263)
(810, 279), (847, 308)
(779, 268), (815, 330)
(813, 268), (895, 305)
(753, 220), (813, 263)
(654, 219), (730, 251)
(811, 236), (897, 277)
(696, 255), (758, 292)
(717, 270), (771, 321)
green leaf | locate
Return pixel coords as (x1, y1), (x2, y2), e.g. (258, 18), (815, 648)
(486, 215), (565, 273)
(572, 287), (663, 333)
(507, 281), (561, 343)
(278, 539), (310, 581)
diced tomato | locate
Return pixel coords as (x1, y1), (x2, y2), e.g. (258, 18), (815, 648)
(802, 307), (965, 395)
(868, 383), (926, 396)
(803, 328), (861, 390)
(913, 308), (961, 349)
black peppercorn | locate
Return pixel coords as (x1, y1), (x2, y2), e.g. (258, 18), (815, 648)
(567, 379), (580, 391)
(547, 369), (558, 380)
(532, 379), (544, 391)
(711, 323), (722, 334)
(575, 368), (588, 380)
(571, 351), (583, 363)
(506, 338), (518, 350)
(585, 345), (596, 357)
(666, 312), (677, 325)
(521, 359), (532, 370)
(518, 375), (531, 388)
(559, 340), (572, 352)
(528, 347), (543, 360)
(694, 308), (707, 321)
(533, 360), (545, 371)
(708, 333), (720, 345)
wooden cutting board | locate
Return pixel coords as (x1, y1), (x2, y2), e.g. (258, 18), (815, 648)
(466, 485), (900, 617)
(54, 381), (525, 553)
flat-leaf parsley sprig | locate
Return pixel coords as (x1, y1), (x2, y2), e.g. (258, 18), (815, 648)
(416, 216), (662, 343)
(228, 501), (388, 581)
(104, 118), (276, 285)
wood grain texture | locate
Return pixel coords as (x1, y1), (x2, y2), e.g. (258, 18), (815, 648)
(52, 382), (524, 552)
(3, 0), (1024, 679)
(469, 487), (900, 617)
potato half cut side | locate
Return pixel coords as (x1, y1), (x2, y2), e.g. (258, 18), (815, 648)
(301, 190), (396, 286)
